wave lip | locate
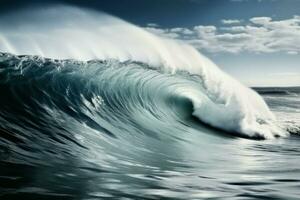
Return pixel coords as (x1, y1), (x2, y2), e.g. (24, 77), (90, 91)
(0, 5), (289, 139)
(0, 52), (289, 139)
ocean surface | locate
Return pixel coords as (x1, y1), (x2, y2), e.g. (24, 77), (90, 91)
(0, 52), (299, 200)
(0, 5), (299, 200)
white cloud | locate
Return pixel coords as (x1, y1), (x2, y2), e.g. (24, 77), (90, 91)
(250, 17), (272, 25)
(268, 72), (300, 77)
(145, 16), (300, 54)
(194, 25), (217, 37)
(147, 23), (159, 27)
(144, 27), (180, 39)
(221, 19), (241, 25)
(170, 27), (194, 35)
(287, 51), (298, 55)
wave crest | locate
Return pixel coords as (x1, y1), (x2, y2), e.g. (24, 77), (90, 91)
(0, 52), (288, 139)
(0, 5), (288, 139)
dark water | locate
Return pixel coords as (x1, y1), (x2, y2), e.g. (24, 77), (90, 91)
(0, 53), (300, 200)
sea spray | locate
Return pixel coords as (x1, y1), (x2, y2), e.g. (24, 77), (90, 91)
(0, 5), (287, 139)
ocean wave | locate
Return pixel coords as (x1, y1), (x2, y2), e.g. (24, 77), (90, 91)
(0, 52), (288, 139)
(0, 5), (288, 139)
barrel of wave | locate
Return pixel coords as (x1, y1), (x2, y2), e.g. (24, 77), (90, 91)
(0, 5), (288, 139)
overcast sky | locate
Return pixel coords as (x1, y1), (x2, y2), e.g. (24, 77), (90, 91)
(1, 0), (299, 86)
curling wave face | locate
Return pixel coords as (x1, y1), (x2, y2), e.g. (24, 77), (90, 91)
(2, 53), (300, 199)
(0, 5), (288, 139)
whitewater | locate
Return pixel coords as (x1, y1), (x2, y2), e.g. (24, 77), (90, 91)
(0, 5), (288, 139)
(1, 5), (300, 200)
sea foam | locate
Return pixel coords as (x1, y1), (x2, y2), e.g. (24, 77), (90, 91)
(0, 5), (287, 138)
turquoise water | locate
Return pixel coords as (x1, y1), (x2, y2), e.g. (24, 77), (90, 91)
(0, 53), (299, 199)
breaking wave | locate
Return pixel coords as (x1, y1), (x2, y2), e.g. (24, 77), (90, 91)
(0, 5), (289, 139)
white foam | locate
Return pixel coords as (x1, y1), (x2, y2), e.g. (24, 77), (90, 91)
(0, 5), (287, 138)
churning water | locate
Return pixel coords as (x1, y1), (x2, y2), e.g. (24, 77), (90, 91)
(0, 5), (299, 200)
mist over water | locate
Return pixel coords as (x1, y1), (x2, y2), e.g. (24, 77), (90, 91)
(0, 5), (299, 200)
(0, 5), (287, 139)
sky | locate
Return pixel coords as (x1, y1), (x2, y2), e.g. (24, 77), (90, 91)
(0, 0), (299, 86)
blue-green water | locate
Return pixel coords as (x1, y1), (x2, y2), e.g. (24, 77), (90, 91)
(0, 53), (299, 199)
